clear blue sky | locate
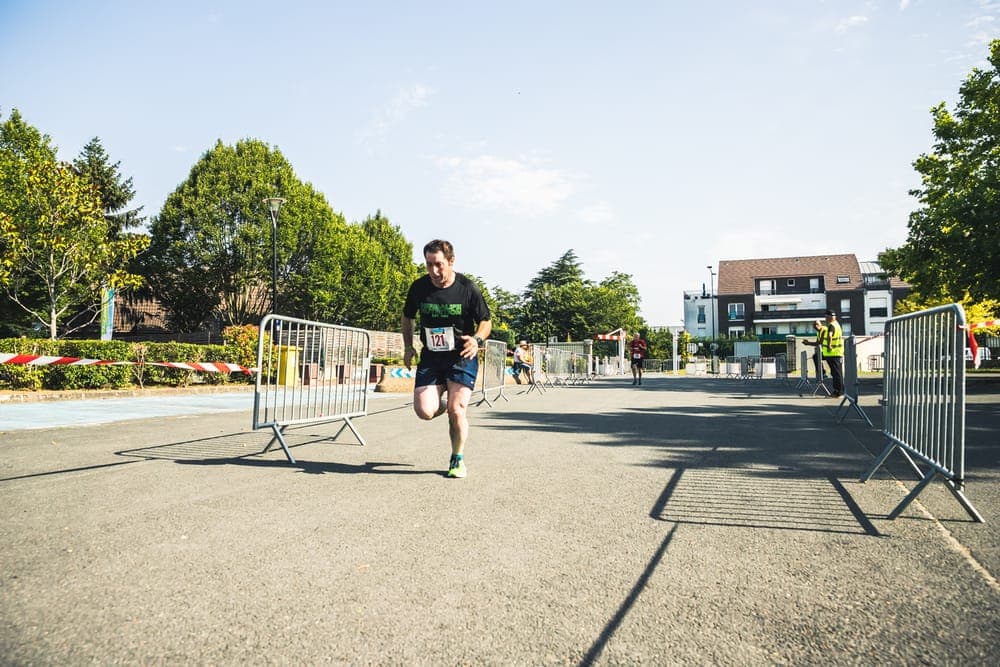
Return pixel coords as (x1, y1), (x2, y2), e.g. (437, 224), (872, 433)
(1, 1), (995, 325)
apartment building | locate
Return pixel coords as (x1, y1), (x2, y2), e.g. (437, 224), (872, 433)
(689, 254), (909, 339)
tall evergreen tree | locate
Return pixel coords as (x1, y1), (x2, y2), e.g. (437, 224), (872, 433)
(72, 137), (144, 237)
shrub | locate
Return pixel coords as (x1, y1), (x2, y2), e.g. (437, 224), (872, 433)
(45, 340), (133, 389)
(223, 324), (263, 383)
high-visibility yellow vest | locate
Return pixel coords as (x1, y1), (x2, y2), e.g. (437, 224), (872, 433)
(823, 320), (844, 358)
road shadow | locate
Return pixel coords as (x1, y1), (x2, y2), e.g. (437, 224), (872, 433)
(115, 428), (438, 476)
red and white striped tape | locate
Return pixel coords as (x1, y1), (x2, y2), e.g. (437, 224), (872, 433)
(0, 353), (254, 374)
(969, 320), (999, 330)
(595, 334), (624, 340)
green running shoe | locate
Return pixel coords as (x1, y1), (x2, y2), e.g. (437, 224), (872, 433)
(447, 457), (467, 478)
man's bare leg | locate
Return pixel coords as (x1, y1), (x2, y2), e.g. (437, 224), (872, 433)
(445, 380), (472, 456)
(413, 384), (447, 420)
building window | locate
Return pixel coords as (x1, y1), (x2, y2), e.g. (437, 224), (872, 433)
(728, 326), (745, 337)
(728, 303), (745, 321)
(841, 298), (850, 314)
(790, 325), (799, 334)
(870, 296), (887, 318)
(809, 278), (820, 292)
(837, 275), (850, 284)
(697, 305), (706, 324)
(761, 327), (774, 335)
(842, 322), (852, 335)
(759, 279), (775, 295)
(786, 278), (795, 287)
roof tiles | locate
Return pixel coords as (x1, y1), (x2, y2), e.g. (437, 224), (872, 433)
(717, 254), (861, 295)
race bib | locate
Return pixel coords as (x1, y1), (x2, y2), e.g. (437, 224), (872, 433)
(425, 326), (456, 352)
(633, 352), (642, 359)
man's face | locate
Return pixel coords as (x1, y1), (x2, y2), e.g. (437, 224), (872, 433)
(425, 250), (454, 288)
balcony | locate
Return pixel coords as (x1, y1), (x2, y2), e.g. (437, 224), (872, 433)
(752, 308), (827, 322)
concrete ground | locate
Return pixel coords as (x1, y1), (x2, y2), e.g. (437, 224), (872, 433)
(1, 374), (997, 665)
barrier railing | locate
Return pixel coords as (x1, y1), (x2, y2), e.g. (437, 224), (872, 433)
(795, 349), (830, 397)
(774, 353), (789, 384)
(545, 347), (573, 386)
(254, 314), (370, 464)
(859, 303), (983, 522)
(571, 353), (593, 384)
(834, 336), (872, 426)
(525, 344), (546, 394)
(477, 339), (509, 407)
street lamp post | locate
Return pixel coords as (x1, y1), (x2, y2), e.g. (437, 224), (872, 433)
(264, 197), (286, 314)
(707, 265), (716, 340)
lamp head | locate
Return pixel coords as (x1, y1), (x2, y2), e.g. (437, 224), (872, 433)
(264, 197), (286, 214)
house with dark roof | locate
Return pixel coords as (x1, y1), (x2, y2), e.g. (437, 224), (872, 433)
(705, 254), (909, 339)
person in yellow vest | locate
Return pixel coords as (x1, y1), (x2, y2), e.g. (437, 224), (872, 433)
(822, 309), (845, 397)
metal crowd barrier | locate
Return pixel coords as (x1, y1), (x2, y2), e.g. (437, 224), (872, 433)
(568, 352), (592, 384)
(545, 347), (573, 385)
(254, 314), (370, 464)
(859, 303), (983, 522)
(834, 336), (872, 426)
(795, 348), (830, 397)
(774, 353), (789, 384)
(525, 344), (546, 394)
(477, 339), (509, 407)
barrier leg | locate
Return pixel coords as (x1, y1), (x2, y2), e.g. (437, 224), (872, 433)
(835, 395), (873, 428)
(263, 424), (297, 464)
(860, 439), (899, 483)
(887, 470), (941, 519)
(338, 417), (367, 446)
(943, 479), (985, 523)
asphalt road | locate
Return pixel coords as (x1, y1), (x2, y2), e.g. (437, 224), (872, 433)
(1, 375), (997, 665)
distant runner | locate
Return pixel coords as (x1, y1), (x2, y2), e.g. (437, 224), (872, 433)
(629, 332), (648, 385)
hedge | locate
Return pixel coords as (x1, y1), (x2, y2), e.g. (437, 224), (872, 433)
(0, 336), (255, 391)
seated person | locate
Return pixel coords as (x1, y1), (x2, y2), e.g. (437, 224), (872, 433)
(512, 340), (535, 384)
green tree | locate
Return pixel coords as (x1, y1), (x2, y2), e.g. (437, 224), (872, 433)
(0, 109), (54, 335)
(281, 211), (418, 330)
(0, 110), (147, 338)
(525, 249), (587, 290)
(490, 285), (520, 330)
(359, 212), (420, 327)
(72, 137), (144, 237)
(879, 39), (1000, 303)
(516, 250), (643, 343)
(144, 139), (346, 331)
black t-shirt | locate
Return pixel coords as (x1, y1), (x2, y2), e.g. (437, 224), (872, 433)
(403, 273), (490, 354)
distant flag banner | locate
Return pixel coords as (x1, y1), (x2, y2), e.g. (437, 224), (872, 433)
(968, 331), (980, 369)
(100, 286), (114, 341)
(964, 321), (997, 371)
(0, 353), (254, 374)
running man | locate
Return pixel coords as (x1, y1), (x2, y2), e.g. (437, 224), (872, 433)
(629, 331), (648, 385)
(402, 239), (492, 478)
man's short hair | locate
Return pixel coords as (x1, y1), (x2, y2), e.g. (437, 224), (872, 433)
(423, 239), (454, 261)
(824, 309), (835, 317)
(814, 319), (824, 327)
